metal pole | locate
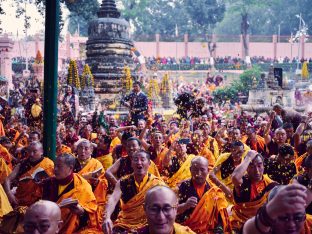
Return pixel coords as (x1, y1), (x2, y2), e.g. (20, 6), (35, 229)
(43, 0), (60, 161)
(278, 24), (280, 43)
(25, 1), (28, 71)
(297, 13), (301, 71)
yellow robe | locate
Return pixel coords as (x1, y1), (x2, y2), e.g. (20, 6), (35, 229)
(166, 155), (195, 188)
(0, 184), (13, 217)
(0, 157), (11, 184)
(204, 136), (220, 160)
(96, 153), (114, 171)
(183, 180), (231, 234)
(77, 158), (108, 232)
(214, 153), (234, 190)
(109, 137), (121, 153)
(114, 174), (165, 231)
(16, 157), (54, 207)
(173, 223), (196, 234)
(56, 174), (98, 234)
(0, 144), (13, 170)
(230, 175), (275, 230)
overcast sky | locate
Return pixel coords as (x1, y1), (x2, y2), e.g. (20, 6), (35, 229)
(0, 1), (70, 38)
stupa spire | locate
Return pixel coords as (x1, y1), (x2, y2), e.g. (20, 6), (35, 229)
(97, 0), (121, 18)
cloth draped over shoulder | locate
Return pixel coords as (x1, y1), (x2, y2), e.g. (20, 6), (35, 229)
(16, 157), (54, 207)
(0, 157), (11, 184)
(56, 174), (98, 234)
(166, 154), (195, 188)
(230, 175), (276, 230)
(0, 184), (13, 217)
(114, 174), (165, 231)
(183, 180), (231, 234)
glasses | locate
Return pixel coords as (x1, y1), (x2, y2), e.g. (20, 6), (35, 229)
(277, 214), (306, 223)
(146, 204), (178, 216)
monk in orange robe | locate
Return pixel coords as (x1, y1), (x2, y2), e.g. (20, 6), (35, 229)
(295, 140), (312, 170)
(230, 151), (278, 231)
(56, 134), (72, 156)
(140, 129), (169, 173)
(102, 151), (165, 233)
(200, 122), (220, 160)
(74, 140), (108, 230)
(177, 157), (231, 233)
(163, 141), (195, 188)
(4, 142), (54, 208)
(0, 136), (15, 170)
(42, 154), (100, 234)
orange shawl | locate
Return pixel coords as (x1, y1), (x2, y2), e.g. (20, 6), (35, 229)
(0, 144), (13, 170)
(114, 174), (165, 231)
(204, 136), (219, 160)
(230, 175), (274, 230)
(0, 157), (11, 184)
(16, 157), (54, 206)
(153, 146), (169, 173)
(183, 180), (231, 234)
(96, 153), (113, 171)
(56, 174), (98, 234)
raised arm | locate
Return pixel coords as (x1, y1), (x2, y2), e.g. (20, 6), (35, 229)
(209, 165), (233, 199)
(264, 111), (275, 145)
(139, 126), (151, 150)
(104, 159), (121, 187)
(232, 150), (258, 193)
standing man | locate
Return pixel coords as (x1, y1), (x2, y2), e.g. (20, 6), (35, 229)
(121, 81), (148, 125)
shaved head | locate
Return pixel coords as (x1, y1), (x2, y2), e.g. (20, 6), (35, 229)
(24, 200), (62, 234)
(191, 156), (208, 168)
(144, 186), (178, 234)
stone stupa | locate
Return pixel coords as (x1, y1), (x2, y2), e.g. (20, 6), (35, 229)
(86, 0), (136, 101)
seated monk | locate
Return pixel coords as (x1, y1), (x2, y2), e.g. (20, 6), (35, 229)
(23, 200), (62, 234)
(4, 142), (54, 207)
(186, 130), (215, 169)
(230, 150), (278, 232)
(105, 137), (160, 188)
(56, 134), (71, 156)
(139, 129), (169, 173)
(177, 156), (231, 233)
(0, 158), (13, 218)
(102, 150), (165, 234)
(243, 126), (266, 157)
(74, 139), (108, 229)
(0, 136), (15, 170)
(0, 157), (11, 183)
(295, 139), (312, 170)
(42, 154), (99, 234)
(265, 144), (297, 185)
(292, 154), (312, 215)
(243, 184), (312, 234)
(200, 122), (219, 160)
(0, 184), (13, 218)
(138, 185), (195, 234)
(221, 128), (250, 154)
(94, 136), (113, 171)
(209, 141), (245, 199)
(163, 140), (196, 188)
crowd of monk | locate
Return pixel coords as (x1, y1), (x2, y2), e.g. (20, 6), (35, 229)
(0, 88), (311, 233)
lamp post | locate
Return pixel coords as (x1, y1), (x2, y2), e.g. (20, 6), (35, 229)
(278, 21), (283, 43)
(295, 13), (302, 72)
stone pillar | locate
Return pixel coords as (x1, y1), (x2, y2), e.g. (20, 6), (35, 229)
(272, 34), (277, 59)
(156, 33), (160, 58)
(301, 35), (305, 59)
(0, 34), (14, 90)
(66, 33), (71, 59)
(184, 34), (188, 57)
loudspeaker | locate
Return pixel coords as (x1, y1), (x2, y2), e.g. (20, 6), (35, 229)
(274, 68), (283, 87)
